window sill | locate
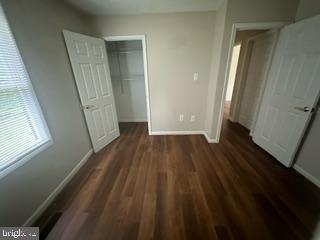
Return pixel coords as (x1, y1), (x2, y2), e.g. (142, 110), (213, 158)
(0, 139), (53, 180)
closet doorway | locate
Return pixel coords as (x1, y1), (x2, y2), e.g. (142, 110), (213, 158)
(105, 36), (151, 134)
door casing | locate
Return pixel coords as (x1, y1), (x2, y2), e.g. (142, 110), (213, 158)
(215, 22), (290, 142)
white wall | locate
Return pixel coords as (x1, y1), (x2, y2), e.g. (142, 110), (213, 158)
(294, 0), (320, 187)
(205, 1), (227, 140)
(295, 111), (320, 187)
(86, 12), (216, 132)
(112, 81), (147, 122)
(0, 0), (91, 225)
(225, 44), (240, 101)
(295, 0), (320, 21)
(107, 41), (147, 122)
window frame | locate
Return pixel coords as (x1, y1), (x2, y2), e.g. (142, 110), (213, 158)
(0, 5), (52, 179)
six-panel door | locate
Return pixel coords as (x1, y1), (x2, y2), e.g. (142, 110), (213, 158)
(253, 15), (320, 167)
(63, 30), (120, 152)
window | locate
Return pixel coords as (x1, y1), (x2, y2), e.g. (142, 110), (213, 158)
(0, 4), (51, 176)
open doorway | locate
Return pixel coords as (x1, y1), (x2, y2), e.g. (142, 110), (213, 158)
(223, 28), (279, 136)
(224, 43), (241, 116)
(105, 36), (151, 134)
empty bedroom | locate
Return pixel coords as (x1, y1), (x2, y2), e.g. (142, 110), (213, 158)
(0, 0), (320, 239)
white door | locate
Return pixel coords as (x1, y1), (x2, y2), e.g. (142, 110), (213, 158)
(253, 15), (320, 167)
(63, 30), (120, 152)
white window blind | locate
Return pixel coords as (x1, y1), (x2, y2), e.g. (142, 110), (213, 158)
(0, 4), (51, 173)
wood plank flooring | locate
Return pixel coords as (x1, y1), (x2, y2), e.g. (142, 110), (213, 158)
(37, 117), (320, 240)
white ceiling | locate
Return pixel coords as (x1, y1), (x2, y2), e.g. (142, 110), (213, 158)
(65, 0), (225, 16)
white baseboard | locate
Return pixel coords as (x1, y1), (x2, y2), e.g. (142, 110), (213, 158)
(23, 149), (93, 226)
(150, 130), (204, 135)
(293, 164), (320, 188)
(204, 132), (218, 143)
(150, 130), (218, 143)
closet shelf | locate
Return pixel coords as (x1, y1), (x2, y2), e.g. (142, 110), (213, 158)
(111, 74), (144, 81)
(108, 49), (142, 54)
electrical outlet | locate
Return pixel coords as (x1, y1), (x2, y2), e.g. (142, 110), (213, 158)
(179, 114), (184, 122)
(190, 115), (196, 122)
(193, 72), (199, 81)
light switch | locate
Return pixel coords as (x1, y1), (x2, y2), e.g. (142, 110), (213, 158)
(193, 72), (199, 81)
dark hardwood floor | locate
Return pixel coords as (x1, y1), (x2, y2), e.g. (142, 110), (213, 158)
(36, 113), (320, 240)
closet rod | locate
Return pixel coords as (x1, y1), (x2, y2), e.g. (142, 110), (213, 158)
(115, 42), (125, 94)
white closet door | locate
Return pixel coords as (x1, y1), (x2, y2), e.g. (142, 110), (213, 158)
(63, 30), (120, 152)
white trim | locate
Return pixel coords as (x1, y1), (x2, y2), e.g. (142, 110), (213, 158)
(231, 22), (290, 31)
(246, 29), (275, 42)
(293, 164), (320, 188)
(204, 132), (218, 143)
(105, 35), (145, 41)
(23, 149), (93, 226)
(0, 140), (53, 180)
(104, 35), (152, 135)
(215, 21), (290, 142)
(151, 130), (204, 135)
(118, 118), (147, 122)
(150, 130), (218, 143)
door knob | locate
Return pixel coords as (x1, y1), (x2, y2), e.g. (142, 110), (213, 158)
(82, 105), (96, 110)
(294, 106), (312, 112)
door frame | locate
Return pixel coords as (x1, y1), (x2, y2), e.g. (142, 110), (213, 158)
(216, 22), (290, 142)
(104, 35), (152, 135)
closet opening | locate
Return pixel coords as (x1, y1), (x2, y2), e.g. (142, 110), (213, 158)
(105, 36), (151, 134)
